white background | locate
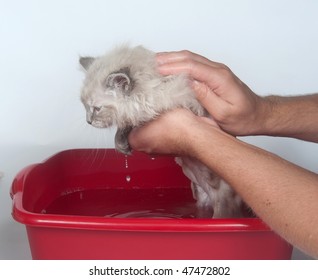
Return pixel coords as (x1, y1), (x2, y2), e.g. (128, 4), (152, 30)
(0, 0), (317, 259)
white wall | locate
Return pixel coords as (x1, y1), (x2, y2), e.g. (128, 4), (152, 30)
(0, 0), (317, 259)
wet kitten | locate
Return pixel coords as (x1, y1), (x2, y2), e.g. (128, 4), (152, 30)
(79, 45), (243, 218)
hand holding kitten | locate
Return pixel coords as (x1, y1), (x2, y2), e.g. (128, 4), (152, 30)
(156, 50), (268, 137)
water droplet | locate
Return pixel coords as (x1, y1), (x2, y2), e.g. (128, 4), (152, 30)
(151, 157), (156, 160)
(79, 192), (83, 200)
(41, 209), (46, 214)
(126, 175), (131, 182)
(125, 155), (129, 169)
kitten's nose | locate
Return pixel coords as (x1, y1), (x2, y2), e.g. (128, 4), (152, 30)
(87, 119), (92, 125)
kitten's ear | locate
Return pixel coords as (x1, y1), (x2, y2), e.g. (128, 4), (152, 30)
(79, 56), (95, 70)
(105, 68), (133, 93)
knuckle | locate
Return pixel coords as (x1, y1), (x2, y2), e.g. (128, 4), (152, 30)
(218, 62), (231, 73)
(179, 50), (193, 59)
(178, 56), (196, 74)
(216, 64), (233, 80)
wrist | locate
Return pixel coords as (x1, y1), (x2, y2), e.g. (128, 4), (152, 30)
(259, 94), (318, 142)
(251, 95), (281, 136)
(185, 120), (235, 161)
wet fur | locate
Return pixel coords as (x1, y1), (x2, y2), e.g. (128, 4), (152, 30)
(79, 45), (243, 218)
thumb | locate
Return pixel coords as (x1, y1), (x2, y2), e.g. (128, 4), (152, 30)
(191, 80), (224, 115)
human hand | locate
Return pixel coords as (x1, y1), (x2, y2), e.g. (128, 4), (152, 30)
(128, 108), (219, 156)
(157, 51), (269, 136)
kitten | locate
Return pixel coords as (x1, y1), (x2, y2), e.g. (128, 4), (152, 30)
(79, 45), (243, 218)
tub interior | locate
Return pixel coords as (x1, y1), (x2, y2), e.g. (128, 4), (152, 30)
(21, 149), (253, 219)
(22, 149), (196, 218)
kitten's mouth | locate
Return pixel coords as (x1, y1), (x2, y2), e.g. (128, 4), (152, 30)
(91, 121), (112, 128)
(90, 118), (114, 128)
(91, 122), (107, 129)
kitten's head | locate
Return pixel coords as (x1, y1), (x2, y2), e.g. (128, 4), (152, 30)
(80, 57), (135, 129)
(80, 62), (134, 128)
(79, 46), (157, 129)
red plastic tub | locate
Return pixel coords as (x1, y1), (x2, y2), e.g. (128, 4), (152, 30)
(11, 149), (292, 259)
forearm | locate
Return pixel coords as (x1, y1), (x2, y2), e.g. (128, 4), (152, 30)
(259, 94), (318, 142)
(188, 123), (318, 257)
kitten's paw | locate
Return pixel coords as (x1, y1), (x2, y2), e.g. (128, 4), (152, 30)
(115, 127), (133, 155)
(115, 140), (132, 155)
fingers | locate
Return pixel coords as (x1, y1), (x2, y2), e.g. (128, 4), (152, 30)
(191, 80), (230, 116)
(128, 120), (161, 153)
(157, 50), (222, 68)
(158, 60), (220, 90)
(156, 50), (230, 91)
(156, 50), (235, 121)
(128, 109), (201, 155)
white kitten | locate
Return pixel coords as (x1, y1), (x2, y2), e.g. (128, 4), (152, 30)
(79, 45), (243, 218)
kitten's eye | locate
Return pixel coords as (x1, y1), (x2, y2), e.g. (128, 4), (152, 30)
(93, 106), (102, 112)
